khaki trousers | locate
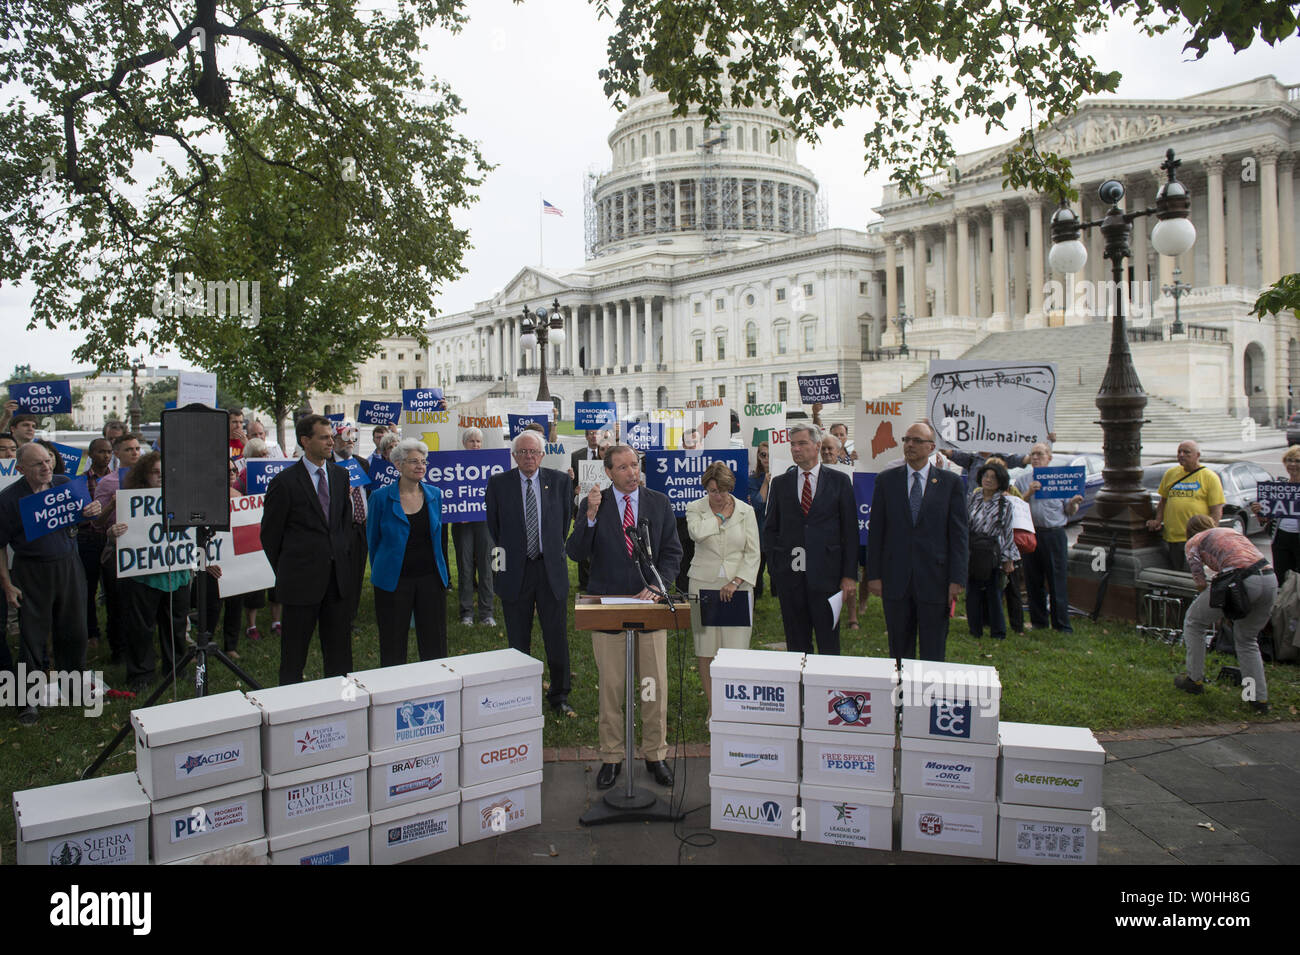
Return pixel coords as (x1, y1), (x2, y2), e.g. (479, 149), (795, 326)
(592, 629), (668, 763)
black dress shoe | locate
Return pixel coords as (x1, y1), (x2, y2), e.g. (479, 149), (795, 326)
(552, 701), (577, 718)
(645, 759), (673, 787)
(595, 762), (621, 790)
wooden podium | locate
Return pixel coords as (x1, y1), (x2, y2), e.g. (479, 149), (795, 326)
(574, 595), (690, 826)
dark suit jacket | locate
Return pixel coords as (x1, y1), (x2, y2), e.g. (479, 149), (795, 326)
(565, 485), (682, 595)
(762, 466), (858, 592)
(865, 465), (969, 603)
(262, 458), (354, 605)
(486, 466), (573, 601)
(570, 445), (601, 477)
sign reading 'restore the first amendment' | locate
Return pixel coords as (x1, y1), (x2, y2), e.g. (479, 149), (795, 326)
(424, 449), (510, 523)
(798, 373), (842, 405)
(9, 379), (72, 415)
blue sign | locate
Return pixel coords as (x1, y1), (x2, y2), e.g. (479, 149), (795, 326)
(1033, 466), (1086, 499)
(300, 846), (350, 865)
(624, 420), (663, 452)
(1257, 480), (1300, 519)
(50, 442), (86, 476)
(403, 388), (446, 414)
(19, 476), (91, 541)
(245, 459), (294, 494)
(643, 450), (750, 517)
(854, 472), (874, 546)
(507, 413), (547, 438)
(424, 449), (510, 523)
(368, 458), (400, 491)
(338, 456), (369, 487)
(324, 412), (346, 424)
(929, 700), (972, 739)
(9, 379), (72, 415)
(797, 373), (842, 405)
(358, 400), (401, 426)
(164, 400), (177, 410)
(575, 402), (617, 429)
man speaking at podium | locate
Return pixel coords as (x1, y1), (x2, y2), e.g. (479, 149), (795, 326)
(566, 444), (682, 791)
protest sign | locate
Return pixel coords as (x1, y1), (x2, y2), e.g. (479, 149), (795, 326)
(114, 488), (203, 578)
(245, 459), (293, 494)
(927, 360), (1057, 455)
(456, 411), (504, 450)
(338, 457), (369, 487)
(358, 400), (402, 426)
(424, 449), (510, 523)
(507, 413), (548, 438)
(854, 473), (874, 545)
(853, 398), (906, 474)
(403, 387), (446, 414)
(526, 400), (555, 421)
(541, 441), (570, 475)
(740, 402), (790, 473)
(368, 458), (400, 491)
(575, 402), (617, 429)
(176, 372), (217, 408)
(50, 442), (86, 476)
(643, 451), (750, 517)
(577, 459), (611, 499)
(0, 458), (19, 492)
(9, 379), (72, 416)
(650, 407), (686, 449)
(212, 494), (276, 597)
(20, 476), (91, 541)
(1032, 466), (1086, 499)
(325, 412), (346, 425)
(798, 373), (842, 405)
(1256, 481), (1300, 519)
(624, 420), (664, 452)
(682, 398), (732, 450)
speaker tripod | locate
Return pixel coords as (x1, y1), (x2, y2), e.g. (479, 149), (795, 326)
(82, 527), (262, 779)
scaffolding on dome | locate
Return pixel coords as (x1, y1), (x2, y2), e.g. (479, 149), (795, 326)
(583, 169), (601, 259)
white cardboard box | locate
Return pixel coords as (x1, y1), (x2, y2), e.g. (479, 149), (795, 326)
(442, 649), (543, 731)
(801, 655), (897, 735)
(246, 679), (370, 775)
(900, 736), (999, 803)
(264, 755), (370, 838)
(461, 717), (544, 789)
(997, 804), (1098, 865)
(163, 838), (269, 865)
(14, 773), (151, 866)
(999, 722), (1105, 811)
(899, 660), (1001, 746)
(710, 648), (804, 725)
(460, 771), (544, 844)
(268, 816), (370, 866)
(350, 660), (462, 751)
(369, 735), (461, 811)
(131, 691), (262, 800)
(708, 719), (800, 783)
(801, 728), (896, 792)
(708, 774), (798, 840)
(149, 775), (266, 865)
(371, 791), (461, 864)
(799, 783), (895, 850)
(900, 794), (998, 860)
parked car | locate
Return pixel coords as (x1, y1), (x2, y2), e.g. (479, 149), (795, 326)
(1287, 411), (1300, 446)
(1140, 460), (1273, 536)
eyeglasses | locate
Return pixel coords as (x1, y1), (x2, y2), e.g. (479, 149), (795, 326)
(513, 449), (542, 457)
(901, 437), (934, 445)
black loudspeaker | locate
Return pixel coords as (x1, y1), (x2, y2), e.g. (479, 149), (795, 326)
(161, 403), (231, 530)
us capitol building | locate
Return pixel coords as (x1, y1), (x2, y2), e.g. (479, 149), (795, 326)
(314, 74), (1299, 442)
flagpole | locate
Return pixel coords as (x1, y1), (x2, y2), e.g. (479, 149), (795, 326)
(539, 193), (544, 267)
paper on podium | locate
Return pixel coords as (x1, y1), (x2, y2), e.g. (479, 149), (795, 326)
(828, 591), (843, 627)
(600, 597), (657, 605)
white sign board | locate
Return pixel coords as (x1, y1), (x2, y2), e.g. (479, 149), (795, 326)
(114, 488), (202, 579)
(177, 372), (218, 408)
(213, 493), (276, 597)
(683, 399), (732, 450)
(578, 459), (611, 500)
(927, 360), (1057, 455)
(853, 399), (908, 474)
(740, 402), (791, 474)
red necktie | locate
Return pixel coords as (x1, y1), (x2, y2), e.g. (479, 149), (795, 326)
(800, 471), (813, 515)
(622, 494), (635, 557)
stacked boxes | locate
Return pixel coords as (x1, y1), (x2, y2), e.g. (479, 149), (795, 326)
(996, 722), (1105, 865)
(708, 649), (804, 838)
(898, 661), (1001, 860)
(14, 773), (152, 866)
(800, 656), (897, 849)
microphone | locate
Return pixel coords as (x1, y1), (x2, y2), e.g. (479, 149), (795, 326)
(638, 519), (654, 560)
(623, 523), (643, 554)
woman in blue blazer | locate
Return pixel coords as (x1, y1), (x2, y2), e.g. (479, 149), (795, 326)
(367, 438), (450, 665)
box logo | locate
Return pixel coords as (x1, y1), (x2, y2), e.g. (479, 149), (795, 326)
(1013, 772), (1084, 791)
(386, 815), (449, 847)
(479, 794), (526, 830)
(170, 801), (248, 843)
(175, 745), (244, 779)
(914, 809), (984, 845)
(478, 691), (534, 716)
(48, 826), (137, 865)
(1015, 822), (1087, 861)
(481, 743), (530, 766)
(828, 690), (871, 727)
(301, 845), (350, 865)
(723, 744), (783, 771)
(721, 799), (782, 828)
(918, 812), (943, 836)
(285, 774), (356, 819)
(818, 749), (877, 776)
(395, 698), (446, 742)
(295, 720), (348, 755)
(929, 700), (971, 738)
(922, 759), (975, 792)
(721, 682), (788, 714)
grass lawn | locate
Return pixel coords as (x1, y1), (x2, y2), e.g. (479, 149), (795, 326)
(3, 548), (1297, 864)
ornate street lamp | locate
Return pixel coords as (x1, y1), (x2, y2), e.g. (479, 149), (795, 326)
(1162, 267), (1193, 336)
(1049, 148), (1197, 615)
(128, 358), (145, 432)
(519, 297), (566, 403)
(894, 307), (912, 357)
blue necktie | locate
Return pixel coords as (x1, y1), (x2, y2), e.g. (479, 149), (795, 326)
(910, 471), (923, 525)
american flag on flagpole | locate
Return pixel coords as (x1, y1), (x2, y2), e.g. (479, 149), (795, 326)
(542, 199), (564, 216)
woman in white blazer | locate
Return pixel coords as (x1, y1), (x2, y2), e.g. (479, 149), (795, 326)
(686, 461), (762, 713)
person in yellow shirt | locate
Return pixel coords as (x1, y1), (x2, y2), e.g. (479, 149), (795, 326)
(1145, 441), (1224, 572)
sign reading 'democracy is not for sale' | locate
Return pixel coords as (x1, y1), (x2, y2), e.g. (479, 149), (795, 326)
(19, 476), (91, 542)
(682, 398), (732, 450)
(1256, 481), (1300, 518)
(358, 400), (402, 426)
(213, 493), (275, 598)
(798, 373), (842, 405)
(927, 360), (1057, 455)
(115, 488), (206, 578)
(8, 379), (72, 416)
(424, 449), (510, 523)
(1032, 466), (1087, 499)
(575, 402), (617, 429)
(644, 451), (750, 517)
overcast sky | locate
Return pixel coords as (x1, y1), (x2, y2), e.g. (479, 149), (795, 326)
(4, 2), (1297, 374)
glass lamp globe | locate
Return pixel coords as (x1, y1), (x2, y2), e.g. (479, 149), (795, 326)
(1150, 217), (1196, 257)
(549, 326), (566, 345)
(519, 332), (537, 349)
(1048, 239), (1088, 275)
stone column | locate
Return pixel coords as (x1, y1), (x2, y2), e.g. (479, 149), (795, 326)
(604, 303), (614, 369)
(900, 233), (916, 320)
(1127, 175), (1149, 297)
(884, 236), (898, 322)
(1260, 146), (1281, 287)
(914, 230), (929, 319)
(1226, 174), (1244, 287)
(1027, 196), (1045, 326)
(1280, 152), (1297, 274)
(1011, 210), (1027, 322)
(1203, 158), (1226, 286)
(990, 200), (1008, 330)
(644, 297), (654, 367)
(944, 223), (957, 317)
(1088, 198), (1106, 293)
(956, 210), (971, 317)
(976, 214), (992, 319)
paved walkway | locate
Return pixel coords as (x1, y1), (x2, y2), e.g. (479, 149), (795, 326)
(422, 722), (1300, 865)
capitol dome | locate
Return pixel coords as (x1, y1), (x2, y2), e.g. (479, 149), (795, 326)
(590, 87), (820, 257)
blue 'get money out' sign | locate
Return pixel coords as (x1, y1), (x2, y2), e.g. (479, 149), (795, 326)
(20, 476), (91, 541)
(245, 459), (294, 494)
(358, 400), (402, 426)
(1032, 466), (1086, 499)
(9, 379), (72, 415)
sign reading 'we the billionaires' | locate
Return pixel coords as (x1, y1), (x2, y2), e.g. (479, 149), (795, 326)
(926, 360), (1057, 456)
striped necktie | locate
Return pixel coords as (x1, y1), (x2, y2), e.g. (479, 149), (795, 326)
(622, 493), (635, 557)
